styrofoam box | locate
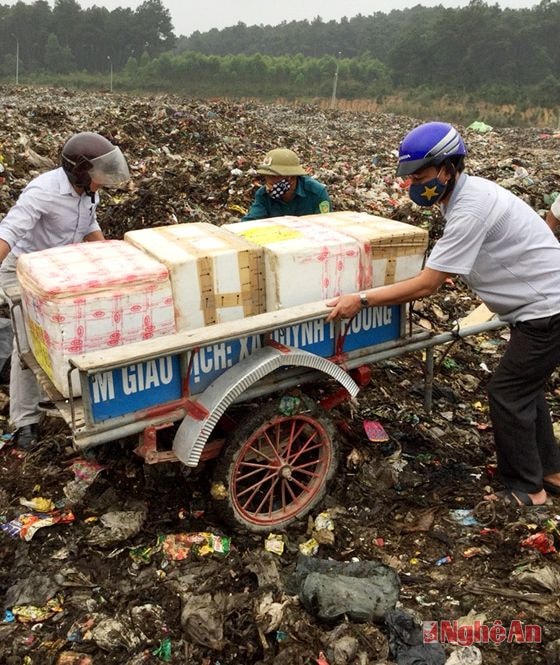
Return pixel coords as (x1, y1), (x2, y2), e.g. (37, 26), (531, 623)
(305, 211), (429, 287)
(125, 222), (265, 330)
(16, 240), (176, 397)
(223, 216), (363, 310)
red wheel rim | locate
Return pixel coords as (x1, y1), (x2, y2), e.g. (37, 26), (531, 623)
(230, 414), (333, 527)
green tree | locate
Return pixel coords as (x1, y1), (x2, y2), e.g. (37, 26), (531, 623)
(44, 32), (75, 73)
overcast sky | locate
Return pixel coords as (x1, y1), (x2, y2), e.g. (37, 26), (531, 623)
(2, 0), (540, 36)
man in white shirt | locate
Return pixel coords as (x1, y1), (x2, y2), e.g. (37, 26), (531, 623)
(327, 121), (560, 507)
(0, 132), (130, 450)
(546, 194), (560, 232)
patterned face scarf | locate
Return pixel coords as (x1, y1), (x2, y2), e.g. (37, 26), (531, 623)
(267, 178), (291, 200)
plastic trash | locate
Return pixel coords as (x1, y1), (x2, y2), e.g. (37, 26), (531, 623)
(264, 533), (285, 555)
(152, 637), (172, 662)
(1, 510), (74, 541)
(449, 509), (479, 527)
(55, 653), (93, 665)
(468, 121), (493, 133)
(87, 507), (146, 546)
(290, 555), (400, 623)
(521, 532), (556, 554)
(385, 609), (446, 665)
(445, 645), (482, 664)
(19, 496), (56, 512)
(363, 419), (389, 442)
(161, 532), (230, 560)
(299, 537), (320, 556)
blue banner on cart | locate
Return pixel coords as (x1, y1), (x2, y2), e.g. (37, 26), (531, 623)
(88, 355), (182, 422)
(86, 305), (400, 422)
(189, 305), (400, 392)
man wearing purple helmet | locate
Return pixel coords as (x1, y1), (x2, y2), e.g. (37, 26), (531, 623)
(328, 121), (560, 507)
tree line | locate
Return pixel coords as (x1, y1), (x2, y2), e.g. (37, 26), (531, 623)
(1, 0), (559, 108)
(0, 0), (174, 74)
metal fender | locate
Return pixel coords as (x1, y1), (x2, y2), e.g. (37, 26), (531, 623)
(173, 345), (359, 467)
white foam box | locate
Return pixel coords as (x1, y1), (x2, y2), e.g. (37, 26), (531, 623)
(305, 211), (429, 287)
(223, 216), (364, 310)
(16, 240), (176, 397)
(124, 222), (265, 330)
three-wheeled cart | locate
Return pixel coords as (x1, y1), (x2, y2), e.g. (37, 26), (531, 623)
(6, 287), (504, 532)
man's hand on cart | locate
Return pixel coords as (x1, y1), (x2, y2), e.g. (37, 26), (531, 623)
(326, 293), (363, 321)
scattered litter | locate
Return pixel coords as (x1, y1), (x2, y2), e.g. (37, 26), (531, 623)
(450, 509), (480, 527)
(468, 121), (493, 133)
(445, 645), (482, 664)
(161, 532), (231, 560)
(0, 510), (75, 540)
(363, 419), (389, 442)
(264, 533), (285, 555)
(290, 556), (400, 623)
(521, 532), (556, 554)
(385, 609), (446, 665)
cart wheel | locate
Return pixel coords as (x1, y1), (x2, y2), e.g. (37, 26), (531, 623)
(212, 396), (339, 532)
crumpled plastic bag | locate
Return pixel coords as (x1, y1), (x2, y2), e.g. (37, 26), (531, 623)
(5, 572), (60, 608)
(445, 645), (482, 665)
(91, 616), (142, 651)
(180, 591), (242, 650)
(289, 555), (400, 623)
(87, 505), (147, 546)
(385, 609), (446, 665)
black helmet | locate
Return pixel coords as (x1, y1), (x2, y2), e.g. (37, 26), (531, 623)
(61, 132), (129, 190)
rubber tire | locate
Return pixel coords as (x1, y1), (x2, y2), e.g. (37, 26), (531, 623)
(212, 395), (339, 532)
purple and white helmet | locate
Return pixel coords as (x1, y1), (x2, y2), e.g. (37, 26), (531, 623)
(396, 122), (467, 176)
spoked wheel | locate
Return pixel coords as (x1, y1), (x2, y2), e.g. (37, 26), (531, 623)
(212, 396), (339, 532)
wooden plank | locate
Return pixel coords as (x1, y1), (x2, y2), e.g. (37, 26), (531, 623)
(69, 299), (333, 372)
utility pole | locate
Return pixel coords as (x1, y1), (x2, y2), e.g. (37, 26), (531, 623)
(12, 34), (19, 85)
(330, 51), (342, 110)
(107, 55), (113, 92)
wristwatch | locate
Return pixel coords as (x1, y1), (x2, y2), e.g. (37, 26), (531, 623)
(359, 292), (369, 307)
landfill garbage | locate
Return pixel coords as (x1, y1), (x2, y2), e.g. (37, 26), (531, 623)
(264, 533), (285, 555)
(91, 615), (142, 650)
(521, 532), (556, 554)
(278, 394), (302, 416)
(87, 505), (147, 546)
(161, 532), (231, 560)
(19, 496), (55, 512)
(449, 509), (480, 527)
(363, 419), (390, 442)
(445, 645), (483, 664)
(12, 595), (63, 623)
(0, 86), (559, 665)
(152, 637), (172, 662)
(468, 121), (493, 133)
(299, 537), (320, 556)
(290, 555), (400, 623)
(512, 563), (560, 592)
(254, 591), (292, 634)
(0, 510), (75, 540)
(180, 590), (240, 650)
(55, 653), (93, 665)
(385, 609), (446, 665)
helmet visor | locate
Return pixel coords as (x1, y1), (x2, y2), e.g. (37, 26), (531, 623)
(88, 147), (130, 187)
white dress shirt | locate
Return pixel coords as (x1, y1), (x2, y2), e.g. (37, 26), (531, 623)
(0, 167), (102, 257)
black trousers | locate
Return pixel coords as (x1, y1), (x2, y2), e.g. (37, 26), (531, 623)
(487, 312), (560, 493)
